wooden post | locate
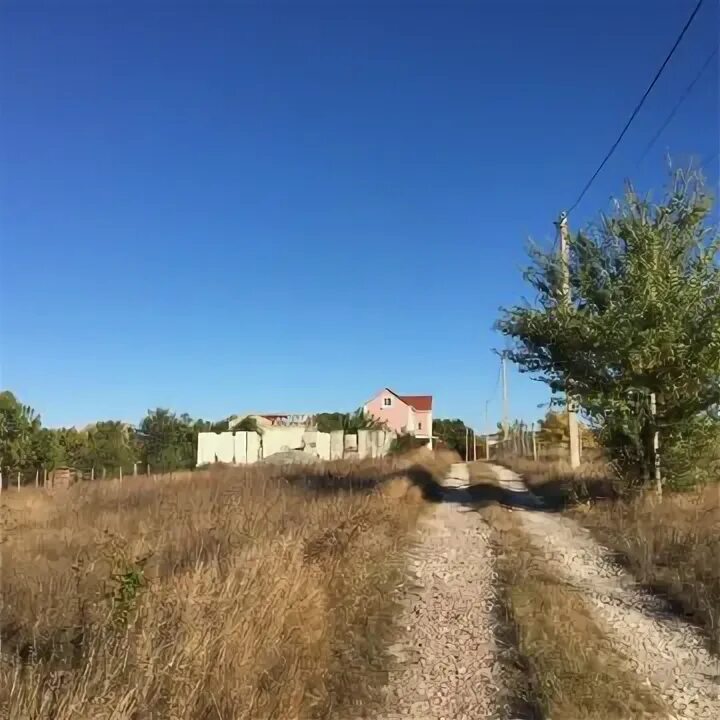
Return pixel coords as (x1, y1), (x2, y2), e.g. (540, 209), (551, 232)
(557, 211), (581, 468)
(146, 463), (150, 477)
(133, 462), (138, 477)
(17, 471), (21, 491)
(119, 467), (123, 483)
(35, 469), (39, 488)
(0, 470), (3, 496)
(102, 467), (106, 480)
(650, 392), (662, 496)
(473, 430), (477, 461)
(43, 468), (47, 488)
(465, 427), (469, 462)
(532, 422), (538, 461)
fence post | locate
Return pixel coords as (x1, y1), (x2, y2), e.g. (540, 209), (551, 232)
(146, 463), (150, 477)
(91, 466), (95, 481)
(119, 467), (123, 483)
(43, 468), (47, 487)
(0, 470), (3, 496)
(17, 471), (21, 491)
(532, 422), (538, 461)
(133, 462), (138, 477)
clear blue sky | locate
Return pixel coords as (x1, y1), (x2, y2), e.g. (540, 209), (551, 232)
(1, 0), (718, 429)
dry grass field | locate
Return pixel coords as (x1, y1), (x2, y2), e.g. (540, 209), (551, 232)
(0, 451), (454, 720)
(496, 456), (720, 653)
(484, 506), (667, 720)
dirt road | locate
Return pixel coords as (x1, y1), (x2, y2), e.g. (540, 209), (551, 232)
(491, 463), (720, 720)
(376, 463), (500, 719)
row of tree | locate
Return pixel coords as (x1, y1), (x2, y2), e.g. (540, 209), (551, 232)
(498, 168), (720, 487)
(0, 391), (231, 478)
(0, 394), (393, 480)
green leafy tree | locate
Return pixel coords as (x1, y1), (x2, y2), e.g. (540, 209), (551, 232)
(88, 421), (137, 473)
(57, 428), (91, 469)
(139, 409), (196, 472)
(0, 391), (41, 472)
(497, 169), (720, 486)
(31, 428), (66, 470)
(433, 418), (469, 457)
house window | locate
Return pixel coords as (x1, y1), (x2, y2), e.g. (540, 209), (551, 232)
(383, 397), (392, 407)
(418, 422), (422, 430)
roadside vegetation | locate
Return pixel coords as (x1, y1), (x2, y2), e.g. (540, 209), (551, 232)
(490, 455), (720, 654)
(483, 506), (668, 720)
(0, 452), (451, 719)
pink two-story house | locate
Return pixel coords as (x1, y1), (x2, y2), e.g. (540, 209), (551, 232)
(364, 388), (433, 448)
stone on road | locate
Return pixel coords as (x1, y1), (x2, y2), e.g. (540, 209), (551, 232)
(375, 463), (499, 719)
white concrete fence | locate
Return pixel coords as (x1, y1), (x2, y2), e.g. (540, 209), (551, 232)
(196, 427), (396, 466)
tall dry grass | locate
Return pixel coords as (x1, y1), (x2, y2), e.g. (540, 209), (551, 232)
(484, 506), (668, 720)
(576, 483), (720, 654)
(1, 454), (449, 719)
(498, 456), (720, 653)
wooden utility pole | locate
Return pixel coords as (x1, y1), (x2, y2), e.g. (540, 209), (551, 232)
(557, 211), (581, 468)
(650, 392), (661, 495)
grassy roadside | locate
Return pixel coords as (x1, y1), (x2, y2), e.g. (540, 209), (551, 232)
(572, 484), (720, 654)
(1, 453), (451, 719)
(493, 457), (720, 654)
(481, 505), (668, 720)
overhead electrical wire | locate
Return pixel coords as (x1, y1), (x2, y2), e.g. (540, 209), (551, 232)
(637, 45), (718, 166)
(567, 0), (706, 214)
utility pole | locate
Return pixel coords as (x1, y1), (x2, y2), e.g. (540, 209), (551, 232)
(650, 392), (661, 496)
(557, 211), (581, 468)
(501, 352), (509, 439)
(465, 426), (469, 462)
(484, 400), (490, 460)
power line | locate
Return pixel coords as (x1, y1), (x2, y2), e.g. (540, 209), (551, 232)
(637, 45), (718, 166)
(567, 0), (706, 214)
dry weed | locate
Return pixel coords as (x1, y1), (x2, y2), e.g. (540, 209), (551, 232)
(0, 454), (451, 719)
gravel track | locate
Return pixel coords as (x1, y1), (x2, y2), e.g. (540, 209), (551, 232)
(375, 463), (500, 719)
(489, 464), (720, 720)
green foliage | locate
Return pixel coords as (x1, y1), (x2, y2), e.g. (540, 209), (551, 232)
(432, 418), (469, 456)
(0, 391), (41, 472)
(497, 168), (720, 486)
(537, 410), (597, 449)
(87, 421), (137, 473)
(316, 409), (386, 434)
(388, 433), (428, 455)
(138, 408), (196, 473)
